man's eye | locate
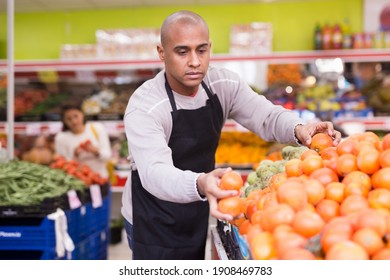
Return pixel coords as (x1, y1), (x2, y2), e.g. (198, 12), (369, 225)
(177, 50), (187, 55)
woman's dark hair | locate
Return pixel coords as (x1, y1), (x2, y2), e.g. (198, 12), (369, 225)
(61, 104), (86, 131)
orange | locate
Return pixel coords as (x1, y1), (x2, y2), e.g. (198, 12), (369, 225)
(250, 232), (277, 260)
(257, 192), (278, 211)
(303, 179), (325, 206)
(382, 133), (390, 150)
(342, 171), (371, 193)
(344, 181), (369, 197)
(275, 232), (307, 257)
(276, 179), (308, 211)
(355, 209), (387, 237)
(356, 148), (380, 175)
(264, 203), (295, 231)
(300, 149), (319, 161)
(352, 227), (385, 256)
(368, 188), (390, 210)
(336, 153), (358, 177)
(353, 140), (377, 155)
(309, 167), (339, 186)
(217, 196), (245, 217)
(292, 210), (325, 238)
(340, 194), (369, 216)
(323, 157), (338, 173)
(310, 133), (334, 154)
(285, 158), (303, 177)
(245, 200), (258, 220)
(316, 199), (340, 222)
(325, 182), (346, 203)
(336, 139), (357, 156)
(238, 219), (251, 236)
(371, 167), (390, 190)
(325, 240), (369, 260)
(379, 149), (390, 168)
(279, 248), (316, 260)
(360, 131), (381, 146)
(246, 223), (263, 243)
(273, 224), (294, 240)
(219, 170), (243, 191)
(372, 248), (390, 260)
(321, 217), (353, 253)
(302, 155), (323, 176)
(269, 173), (287, 191)
(320, 146), (338, 160)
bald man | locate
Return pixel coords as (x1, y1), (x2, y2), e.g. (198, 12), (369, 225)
(122, 10), (341, 260)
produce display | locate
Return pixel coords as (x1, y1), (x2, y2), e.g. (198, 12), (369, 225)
(215, 131), (270, 168)
(218, 131), (390, 260)
(267, 64), (302, 87)
(50, 155), (108, 186)
(0, 160), (86, 206)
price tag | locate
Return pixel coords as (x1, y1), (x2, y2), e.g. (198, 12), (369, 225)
(75, 70), (96, 83)
(90, 184), (103, 208)
(38, 70), (59, 83)
(67, 190), (82, 209)
(25, 123), (41, 135)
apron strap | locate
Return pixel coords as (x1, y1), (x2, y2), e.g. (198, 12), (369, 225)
(164, 73), (177, 112)
(164, 73), (215, 112)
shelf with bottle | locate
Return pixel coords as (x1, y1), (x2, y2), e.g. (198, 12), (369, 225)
(2, 49), (390, 74)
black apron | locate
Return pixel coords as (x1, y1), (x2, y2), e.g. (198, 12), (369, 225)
(131, 76), (223, 260)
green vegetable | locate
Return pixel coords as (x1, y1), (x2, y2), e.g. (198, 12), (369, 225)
(0, 160), (86, 206)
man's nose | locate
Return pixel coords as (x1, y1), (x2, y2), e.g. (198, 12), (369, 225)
(188, 51), (200, 67)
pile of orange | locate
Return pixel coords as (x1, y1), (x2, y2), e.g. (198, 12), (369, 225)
(215, 131), (270, 166)
(227, 131), (390, 260)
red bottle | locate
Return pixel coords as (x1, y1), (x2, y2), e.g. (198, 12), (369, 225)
(332, 24), (343, 49)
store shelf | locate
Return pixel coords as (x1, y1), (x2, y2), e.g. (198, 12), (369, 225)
(1, 49), (390, 73)
(0, 120), (125, 136)
(334, 116), (390, 131)
(1, 117), (389, 136)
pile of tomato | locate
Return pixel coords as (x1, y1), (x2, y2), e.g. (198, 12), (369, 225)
(50, 155), (108, 186)
(219, 132), (390, 260)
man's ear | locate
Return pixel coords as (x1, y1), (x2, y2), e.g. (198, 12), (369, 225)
(157, 44), (164, 61)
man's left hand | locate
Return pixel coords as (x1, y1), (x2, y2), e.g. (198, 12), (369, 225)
(295, 121), (342, 147)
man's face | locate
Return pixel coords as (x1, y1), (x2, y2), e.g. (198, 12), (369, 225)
(157, 22), (211, 96)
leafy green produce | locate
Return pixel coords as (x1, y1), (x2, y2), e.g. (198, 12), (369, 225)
(0, 160), (86, 206)
(281, 145), (308, 160)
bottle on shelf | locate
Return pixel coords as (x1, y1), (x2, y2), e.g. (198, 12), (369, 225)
(321, 23), (332, 50)
(314, 22), (323, 50)
(341, 18), (353, 49)
(332, 23), (343, 49)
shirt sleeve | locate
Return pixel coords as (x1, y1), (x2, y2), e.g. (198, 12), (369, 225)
(220, 71), (306, 144)
(124, 109), (203, 204)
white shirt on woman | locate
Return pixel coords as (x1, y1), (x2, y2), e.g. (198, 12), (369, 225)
(54, 122), (112, 178)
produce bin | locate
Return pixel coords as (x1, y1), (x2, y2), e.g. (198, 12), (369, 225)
(0, 188), (111, 260)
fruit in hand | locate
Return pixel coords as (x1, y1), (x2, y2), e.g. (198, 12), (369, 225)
(310, 133), (334, 154)
(219, 170), (244, 191)
(217, 196), (245, 217)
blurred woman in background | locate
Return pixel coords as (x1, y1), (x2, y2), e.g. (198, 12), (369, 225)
(54, 104), (112, 178)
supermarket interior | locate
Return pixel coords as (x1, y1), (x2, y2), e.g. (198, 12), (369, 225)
(1, 0), (390, 261)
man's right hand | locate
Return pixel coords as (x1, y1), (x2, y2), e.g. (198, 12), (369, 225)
(197, 168), (239, 221)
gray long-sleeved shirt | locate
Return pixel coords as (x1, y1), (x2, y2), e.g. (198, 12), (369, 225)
(121, 65), (304, 223)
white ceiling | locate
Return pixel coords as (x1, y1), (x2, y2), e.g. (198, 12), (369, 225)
(0, 0), (324, 13)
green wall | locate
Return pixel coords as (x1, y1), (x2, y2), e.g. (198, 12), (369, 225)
(0, 0), (363, 60)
